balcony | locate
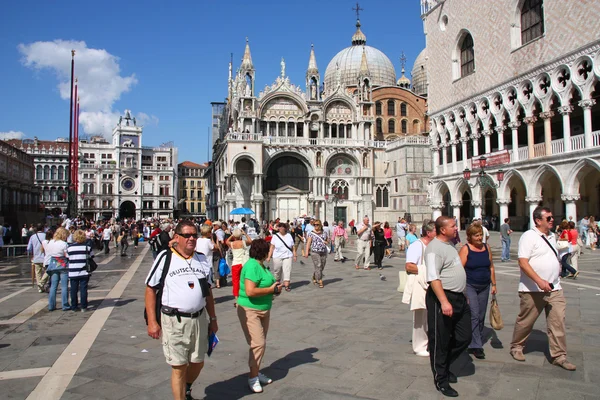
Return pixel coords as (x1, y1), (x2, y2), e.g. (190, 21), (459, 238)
(225, 132), (389, 148)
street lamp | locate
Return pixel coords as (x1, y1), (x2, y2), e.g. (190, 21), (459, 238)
(463, 156), (504, 220)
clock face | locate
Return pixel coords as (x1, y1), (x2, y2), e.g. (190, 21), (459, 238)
(121, 177), (135, 191)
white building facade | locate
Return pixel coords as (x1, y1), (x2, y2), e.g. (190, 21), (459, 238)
(423, 0), (600, 230)
(77, 111), (178, 220)
(208, 19), (431, 225)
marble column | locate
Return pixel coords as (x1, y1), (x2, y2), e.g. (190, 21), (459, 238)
(328, 123), (332, 138)
(497, 198), (511, 225)
(561, 194), (580, 223)
(431, 146), (440, 176)
(540, 111), (554, 156)
(472, 200), (482, 219)
(558, 106), (573, 152)
(431, 204), (443, 220)
(483, 130), (492, 154)
(441, 143), (449, 175)
(276, 122), (280, 136)
(525, 196), (542, 230)
(460, 136), (469, 170)
(579, 99), (596, 148)
(495, 125), (506, 150)
(508, 121), (521, 161)
(450, 202), (462, 230)
(266, 122), (270, 136)
(524, 116), (537, 160)
(451, 140), (458, 173)
(472, 133), (480, 157)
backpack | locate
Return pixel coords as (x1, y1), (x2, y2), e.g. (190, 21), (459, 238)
(149, 234), (163, 252)
(144, 250), (173, 327)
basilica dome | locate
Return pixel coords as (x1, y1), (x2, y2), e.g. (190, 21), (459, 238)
(411, 48), (428, 97)
(324, 21), (397, 91)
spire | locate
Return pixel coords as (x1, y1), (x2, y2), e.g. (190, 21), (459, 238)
(397, 51), (411, 88)
(241, 37), (253, 70)
(359, 46), (370, 76)
(351, 2), (366, 46)
(307, 44), (319, 76)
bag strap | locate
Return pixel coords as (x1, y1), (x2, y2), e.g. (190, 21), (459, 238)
(274, 233), (294, 252)
(540, 235), (558, 258)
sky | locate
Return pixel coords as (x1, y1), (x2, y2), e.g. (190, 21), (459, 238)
(0, 0), (426, 164)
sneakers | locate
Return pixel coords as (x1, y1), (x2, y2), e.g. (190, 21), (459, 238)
(552, 358), (576, 371)
(437, 384), (459, 397)
(248, 377), (263, 393)
(415, 350), (430, 357)
(510, 349), (526, 362)
(258, 372), (272, 385)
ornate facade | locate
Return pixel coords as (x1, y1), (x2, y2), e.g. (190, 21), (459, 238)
(208, 19), (430, 224)
(423, 0), (600, 229)
(178, 161), (208, 218)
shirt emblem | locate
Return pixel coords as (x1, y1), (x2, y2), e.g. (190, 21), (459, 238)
(188, 281), (195, 289)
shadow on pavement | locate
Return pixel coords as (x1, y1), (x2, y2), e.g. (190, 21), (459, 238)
(290, 280), (309, 289)
(94, 298), (137, 309)
(203, 347), (319, 400)
(483, 327), (504, 349)
(322, 277), (343, 286)
(214, 294), (235, 304)
(524, 329), (551, 361)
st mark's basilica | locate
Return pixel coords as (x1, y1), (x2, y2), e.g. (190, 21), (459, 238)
(207, 16), (431, 224)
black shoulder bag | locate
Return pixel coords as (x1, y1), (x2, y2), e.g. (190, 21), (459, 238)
(274, 234), (294, 253)
(144, 250), (173, 327)
(86, 245), (98, 273)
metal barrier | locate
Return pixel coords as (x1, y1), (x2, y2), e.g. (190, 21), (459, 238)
(2, 244), (28, 257)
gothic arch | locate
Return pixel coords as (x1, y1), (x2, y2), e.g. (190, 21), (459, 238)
(258, 93), (308, 118)
(565, 158), (600, 194)
(323, 97), (356, 122)
(433, 180), (452, 203)
(230, 153), (259, 175)
(264, 151), (314, 177)
(528, 164), (564, 197)
(498, 169), (529, 199)
(323, 152), (360, 174)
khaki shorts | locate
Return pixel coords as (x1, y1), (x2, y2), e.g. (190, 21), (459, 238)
(398, 237), (406, 246)
(161, 311), (208, 366)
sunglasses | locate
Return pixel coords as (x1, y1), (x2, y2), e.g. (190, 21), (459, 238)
(178, 233), (198, 239)
(545, 216), (554, 222)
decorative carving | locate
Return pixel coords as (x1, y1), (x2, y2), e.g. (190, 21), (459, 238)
(507, 121), (521, 129)
(561, 193), (581, 202)
(471, 201), (482, 208)
(525, 196), (543, 204)
(430, 146), (440, 152)
(523, 116), (538, 125)
(494, 125), (507, 134)
(496, 198), (511, 205)
(280, 58), (286, 78)
(482, 130), (493, 137)
(557, 105), (574, 115)
(459, 136), (470, 143)
(539, 111), (555, 120)
(579, 99), (597, 109)
(450, 202), (462, 207)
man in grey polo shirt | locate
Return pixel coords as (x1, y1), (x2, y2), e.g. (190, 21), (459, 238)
(424, 216), (471, 398)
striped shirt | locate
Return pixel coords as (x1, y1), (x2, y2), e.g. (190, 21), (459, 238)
(67, 243), (94, 278)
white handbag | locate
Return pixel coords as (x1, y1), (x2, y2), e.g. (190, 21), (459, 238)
(397, 270), (407, 292)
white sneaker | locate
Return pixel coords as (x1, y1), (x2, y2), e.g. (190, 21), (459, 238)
(415, 350), (430, 357)
(258, 372), (272, 385)
(248, 377), (263, 393)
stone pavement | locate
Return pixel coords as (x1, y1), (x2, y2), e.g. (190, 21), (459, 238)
(0, 233), (599, 399)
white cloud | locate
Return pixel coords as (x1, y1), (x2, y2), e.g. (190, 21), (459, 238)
(18, 39), (145, 137)
(136, 112), (160, 126)
(0, 131), (26, 140)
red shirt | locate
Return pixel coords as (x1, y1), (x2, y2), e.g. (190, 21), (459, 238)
(566, 229), (578, 245)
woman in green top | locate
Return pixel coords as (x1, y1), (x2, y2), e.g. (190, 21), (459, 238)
(237, 239), (283, 393)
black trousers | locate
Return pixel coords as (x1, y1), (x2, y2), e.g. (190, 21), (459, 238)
(426, 286), (472, 388)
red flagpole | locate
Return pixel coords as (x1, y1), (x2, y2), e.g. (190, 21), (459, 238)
(74, 96), (80, 199)
(72, 81), (78, 187)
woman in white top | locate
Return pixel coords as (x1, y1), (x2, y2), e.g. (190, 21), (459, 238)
(195, 224), (216, 278)
(267, 223), (297, 291)
(226, 228), (252, 306)
(43, 227), (71, 311)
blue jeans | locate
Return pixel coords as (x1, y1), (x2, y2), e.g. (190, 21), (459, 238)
(465, 282), (491, 350)
(70, 276), (90, 309)
(48, 271), (70, 311)
(501, 238), (511, 261)
(560, 254), (577, 277)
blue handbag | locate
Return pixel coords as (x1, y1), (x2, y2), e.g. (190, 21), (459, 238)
(218, 258), (230, 277)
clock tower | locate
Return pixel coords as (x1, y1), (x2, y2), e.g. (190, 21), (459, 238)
(113, 110), (143, 220)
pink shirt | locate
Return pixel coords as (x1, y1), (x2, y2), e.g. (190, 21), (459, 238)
(333, 226), (348, 239)
(384, 227), (392, 239)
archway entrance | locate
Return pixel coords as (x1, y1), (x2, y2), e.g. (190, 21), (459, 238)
(461, 192), (472, 224)
(574, 163), (600, 220)
(537, 171), (564, 221)
(265, 155), (310, 221)
(234, 158), (254, 209)
(119, 201), (136, 219)
(504, 173), (527, 231)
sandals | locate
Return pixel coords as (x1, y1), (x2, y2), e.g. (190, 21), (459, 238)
(285, 286), (291, 292)
(318, 280), (324, 288)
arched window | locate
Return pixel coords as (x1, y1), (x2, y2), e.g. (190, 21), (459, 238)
(376, 118), (383, 134)
(376, 186), (389, 208)
(36, 165), (42, 180)
(58, 166), (64, 180)
(50, 188), (57, 202)
(376, 187), (382, 207)
(388, 119), (395, 133)
(108, 184), (113, 194)
(402, 120), (408, 134)
(50, 166), (57, 180)
(413, 119), (421, 134)
(460, 34), (475, 77)
(400, 103), (407, 117)
(375, 101), (382, 116)
(331, 179), (349, 200)
(387, 100), (395, 116)
(521, 0), (544, 45)
(89, 184), (95, 194)
(383, 187), (389, 207)
(43, 166), (49, 180)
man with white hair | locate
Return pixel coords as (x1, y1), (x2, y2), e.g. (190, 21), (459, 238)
(354, 216), (372, 270)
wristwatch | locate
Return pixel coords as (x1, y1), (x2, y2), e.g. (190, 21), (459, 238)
(210, 316), (217, 321)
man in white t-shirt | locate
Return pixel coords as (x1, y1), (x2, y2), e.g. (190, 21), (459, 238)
(403, 221), (436, 357)
(510, 206), (576, 371)
(354, 216), (372, 270)
(145, 220), (218, 400)
(102, 224), (112, 254)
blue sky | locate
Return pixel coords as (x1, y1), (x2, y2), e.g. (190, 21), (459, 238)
(0, 0), (425, 164)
